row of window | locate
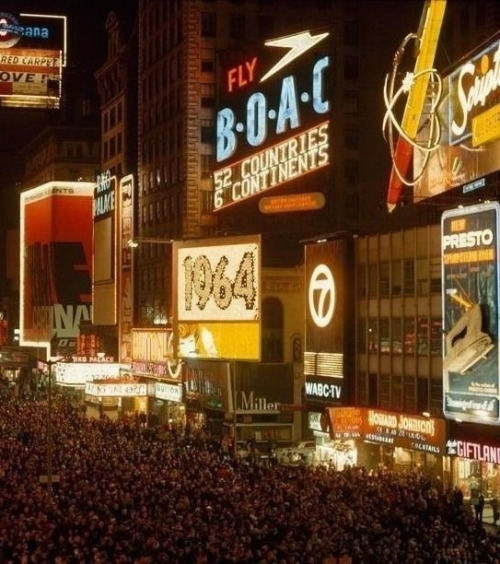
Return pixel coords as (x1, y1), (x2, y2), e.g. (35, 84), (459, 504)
(358, 316), (443, 356)
(102, 102), (123, 133)
(358, 258), (442, 298)
(140, 194), (181, 225)
(357, 371), (443, 416)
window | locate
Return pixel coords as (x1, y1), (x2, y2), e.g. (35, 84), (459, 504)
(391, 260), (402, 295)
(201, 154), (214, 179)
(403, 259), (415, 295)
(391, 317), (402, 355)
(379, 261), (390, 297)
(344, 159), (359, 187)
(201, 12), (216, 37)
(344, 21), (358, 46)
(368, 318), (378, 353)
(368, 263), (377, 298)
(200, 119), (214, 143)
(201, 48), (215, 72)
(344, 90), (358, 114)
(358, 317), (366, 352)
(345, 194), (359, 220)
(262, 297), (284, 362)
(357, 264), (367, 299)
(201, 83), (215, 108)
(201, 189), (213, 213)
(430, 318), (442, 356)
(344, 56), (359, 80)
(229, 13), (245, 40)
(404, 317), (415, 354)
(380, 318), (390, 354)
(344, 124), (359, 149)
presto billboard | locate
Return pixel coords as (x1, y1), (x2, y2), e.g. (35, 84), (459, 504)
(414, 35), (500, 201)
(20, 182), (94, 356)
(0, 11), (66, 109)
(442, 202), (500, 424)
(173, 235), (261, 361)
(213, 29), (331, 211)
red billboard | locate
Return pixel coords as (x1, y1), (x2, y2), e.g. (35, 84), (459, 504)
(20, 182), (94, 356)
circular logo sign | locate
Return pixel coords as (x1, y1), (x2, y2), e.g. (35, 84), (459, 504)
(308, 263), (335, 328)
(0, 13), (22, 48)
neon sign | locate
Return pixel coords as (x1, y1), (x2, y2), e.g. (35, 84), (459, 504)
(214, 29), (331, 211)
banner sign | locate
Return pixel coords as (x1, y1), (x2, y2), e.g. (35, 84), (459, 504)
(441, 202), (500, 424)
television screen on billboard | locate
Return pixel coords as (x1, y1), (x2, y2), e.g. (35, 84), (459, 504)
(0, 12), (66, 108)
(442, 202), (500, 424)
(173, 235), (261, 361)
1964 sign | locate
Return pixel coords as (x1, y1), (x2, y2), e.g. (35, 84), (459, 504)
(175, 236), (260, 322)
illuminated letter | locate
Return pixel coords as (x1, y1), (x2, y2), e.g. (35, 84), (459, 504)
(312, 56), (330, 114)
(216, 108), (236, 162)
(247, 92), (267, 147)
(276, 76), (299, 134)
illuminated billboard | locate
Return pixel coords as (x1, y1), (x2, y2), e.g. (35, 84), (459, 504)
(119, 175), (134, 365)
(304, 240), (348, 404)
(0, 12), (66, 109)
(93, 170), (117, 325)
(328, 407), (446, 454)
(173, 235), (261, 361)
(442, 202), (500, 424)
(414, 36), (500, 202)
(20, 182), (94, 357)
(213, 29), (331, 211)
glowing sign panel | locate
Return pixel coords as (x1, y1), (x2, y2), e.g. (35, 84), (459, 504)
(175, 236), (260, 321)
(214, 30), (331, 211)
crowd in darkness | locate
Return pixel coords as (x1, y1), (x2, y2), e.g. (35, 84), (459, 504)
(1, 390), (500, 563)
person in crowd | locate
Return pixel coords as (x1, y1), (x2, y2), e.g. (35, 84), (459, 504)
(0, 389), (500, 563)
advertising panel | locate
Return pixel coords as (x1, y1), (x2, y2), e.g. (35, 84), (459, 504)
(213, 29), (331, 211)
(93, 170), (117, 325)
(328, 407), (446, 455)
(304, 240), (346, 404)
(173, 235), (260, 361)
(184, 360), (232, 411)
(414, 36), (500, 202)
(0, 12), (66, 108)
(119, 175), (134, 365)
(441, 202), (500, 424)
(20, 182), (94, 356)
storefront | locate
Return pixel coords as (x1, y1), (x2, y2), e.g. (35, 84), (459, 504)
(84, 378), (148, 420)
(447, 426), (500, 500)
(151, 381), (185, 430)
(327, 407), (447, 475)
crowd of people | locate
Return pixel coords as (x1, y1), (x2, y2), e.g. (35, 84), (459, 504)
(0, 389), (500, 563)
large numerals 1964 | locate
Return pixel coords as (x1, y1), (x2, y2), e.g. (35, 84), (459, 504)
(183, 251), (257, 311)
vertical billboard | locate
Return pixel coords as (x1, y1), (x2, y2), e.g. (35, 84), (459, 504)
(442, 202), (500, 424)
(93, 170), (117, 325)
(414, 35), (500, 202)
(20, 182), (94, 356)
(119, 175), (134, 365)
(0, 12), (66, 109)
(304, 240), (347, 404)
(173, 235), (260, 361)
(213, 29), (331, 211)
